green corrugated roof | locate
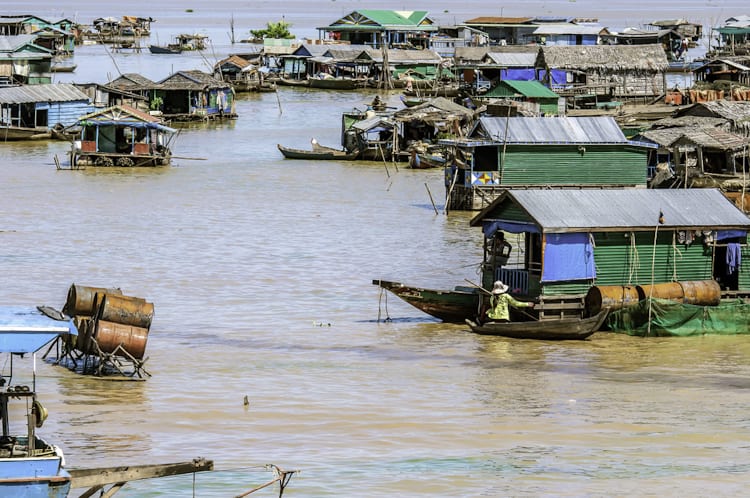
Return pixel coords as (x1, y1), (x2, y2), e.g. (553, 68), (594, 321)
(485, 80), (559, 99)
(357, 10), (429, 26)
(321, 10), (436, 31)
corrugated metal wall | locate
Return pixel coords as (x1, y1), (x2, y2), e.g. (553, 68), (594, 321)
(498, 145), (647, 186)
(37, 101), (93, 128)
(592, 231), (713, 286)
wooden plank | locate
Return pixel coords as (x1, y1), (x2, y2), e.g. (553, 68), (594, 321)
(69, 458), (213, 489)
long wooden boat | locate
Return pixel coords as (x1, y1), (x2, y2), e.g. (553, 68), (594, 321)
(0, 125), (51, 141)
(148, 44), (181, 54)
(373, 279), (481, 322)
(278, 141), (359, 160)
(308, 77), (366, 90)
(465, 309), (609, 340)
(276, 77), (310, 87)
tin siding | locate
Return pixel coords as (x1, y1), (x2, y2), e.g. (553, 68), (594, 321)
(592, 231), (713, 286)
(739, 247), (750, 291)
(37, 101), (92, 128)
(498, 145), (647, 186)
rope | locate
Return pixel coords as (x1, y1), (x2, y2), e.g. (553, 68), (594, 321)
(377, 287), (390, 322)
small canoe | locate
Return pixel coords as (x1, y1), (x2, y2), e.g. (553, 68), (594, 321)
(464, 308), (609, 340)
(278, 141), (358, 160)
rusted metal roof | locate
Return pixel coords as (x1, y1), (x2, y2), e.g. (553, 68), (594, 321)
(463, 17), (534, 25)
(476, 116), (627, 144)
(472, 189), (750, 232)
(0, 83), (89, 104)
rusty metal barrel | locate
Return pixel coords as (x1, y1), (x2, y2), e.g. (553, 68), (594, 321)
(636, 280), (721, 305)
(73, 316), (95, 355)
(96, 293), (154, 330)
(63, 284), (122, 316)
(93, 320), (149, 359)
(585, 285), (640, 315)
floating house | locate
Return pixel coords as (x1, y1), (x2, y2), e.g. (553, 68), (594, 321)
(317, 10), (438, 48)
(153, 70), (235, 121)
(213, 55), (275, 92)
(70, 104), (176, 167)
(693, 57), (750, 87)
(441, 116), (655, 210)
(534, 44), (669, 104)
(470, 189), (750, 320)
(0, 34), (53, 84)
(477, 80), (562, 115)
(528, 23), (610, 46)
(459, 16), (538, 46)
(0, 83), (91, 139)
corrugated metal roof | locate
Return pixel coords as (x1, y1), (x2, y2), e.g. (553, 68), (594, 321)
(477, 116), (626, 143)
(489, 80), (559, 98)
(0, 35), (36, 51)
(474, 189), (750, 231)
(0, 83), (89, 104)
(485, 52), (536, 67)
(533, 24), (607, 36)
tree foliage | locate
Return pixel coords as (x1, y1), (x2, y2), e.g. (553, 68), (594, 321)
(250, 20), (294, 40)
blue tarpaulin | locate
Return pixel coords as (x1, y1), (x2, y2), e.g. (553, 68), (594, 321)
(541, 233), (596, 282)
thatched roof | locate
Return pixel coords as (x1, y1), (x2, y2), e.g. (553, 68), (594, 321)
(108, 73), (157, 91)
(393, 96), (475, 123)
(650, 115), (729, 130)
(536, 44), (669, 72)
(157, 70), (229, 91)
(638, 127), (749, 150)
(674, 101), (750, 129)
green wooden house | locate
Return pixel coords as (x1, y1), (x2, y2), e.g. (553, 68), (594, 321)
(317, 10), (438, 48)
(441, 116), (655, 210)
(0, 35), (53, 84)
(478, 80), (561, 115)
(470, 188), (750, 319)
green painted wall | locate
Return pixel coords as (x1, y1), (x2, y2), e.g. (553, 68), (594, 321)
(496, 145), (647, 186)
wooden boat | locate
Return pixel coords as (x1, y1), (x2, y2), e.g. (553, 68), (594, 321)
(409, 150), (447, 169)
(308, 76), (366, 90)
(465, 309), (609, 340)
(0, 125), (51, 141)
(276, 77), (310, 87)
(373, 279), (481, 323)
(0, 306), (77, 497)
(148, 44), (181, 54)
(51, 63), (77, 73)
(278, 140), (359, 160)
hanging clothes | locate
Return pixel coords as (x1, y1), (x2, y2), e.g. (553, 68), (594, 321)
(726, 243), (742, 275)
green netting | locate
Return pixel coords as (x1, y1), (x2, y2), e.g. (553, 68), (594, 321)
(606, 298), (750, 337)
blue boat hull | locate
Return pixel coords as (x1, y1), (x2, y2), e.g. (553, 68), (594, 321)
(0, 456), (71, 497)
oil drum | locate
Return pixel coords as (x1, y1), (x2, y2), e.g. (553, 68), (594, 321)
(93, 320), (149, 359)
(585, 285), (640, 315)
(96, 293), (154, 330)
(637, 280), (720, 305)
(63, 284), (122, 316)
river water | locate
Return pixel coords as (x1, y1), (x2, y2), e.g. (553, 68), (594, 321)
(2, 1), (750, 496)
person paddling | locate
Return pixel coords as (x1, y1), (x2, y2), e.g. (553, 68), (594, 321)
(485, 281), (534, 323)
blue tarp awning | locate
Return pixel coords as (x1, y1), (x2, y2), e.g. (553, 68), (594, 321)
(0, 306), (77, 354)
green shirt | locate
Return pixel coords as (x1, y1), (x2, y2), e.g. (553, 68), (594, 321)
(486, 293), (532, 321)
